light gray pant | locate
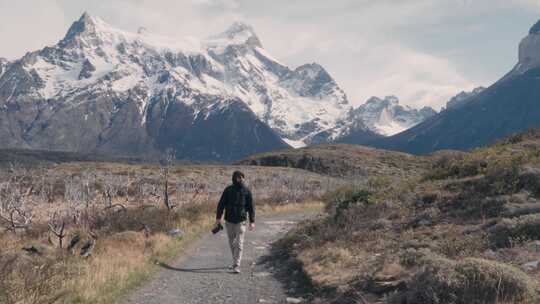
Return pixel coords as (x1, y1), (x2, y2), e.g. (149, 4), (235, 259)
(225, 221), (246, 267)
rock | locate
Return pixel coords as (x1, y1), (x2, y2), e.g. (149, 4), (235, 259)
(286, 297), (303, 303)
(463, 225), (482, 235)
(80, 239), (95, 258)
(535, 241), (540, 253)
(78, 59), (96, 79)
(167, 228), (184, 238)
(368, 279), (407, 294)
(519, 166), (540, 195)
(417, 219), (432, 227)
(521, 261), (540, 271)
(372, 218), (392, 230)
(22, 245), (43, 255)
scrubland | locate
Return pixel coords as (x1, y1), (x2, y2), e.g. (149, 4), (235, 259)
(0, 159), (338, 304)
(273, 129), (540, 303)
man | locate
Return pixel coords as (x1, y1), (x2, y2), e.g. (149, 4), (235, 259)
(215, 171), (255, 274)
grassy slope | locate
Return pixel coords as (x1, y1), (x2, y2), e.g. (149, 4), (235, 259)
(237, 144), (427, 179)
(275, 129), (540, 303)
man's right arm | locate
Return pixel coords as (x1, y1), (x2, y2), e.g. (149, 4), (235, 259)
(216, 188), (227, 222)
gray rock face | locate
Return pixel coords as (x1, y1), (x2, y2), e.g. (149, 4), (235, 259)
(513, 19), (540, 75)
(344, 96), (437, 136)
(78, 59), (96, 80)
(0, 58), (8, 78)
(445, 87), (485, 110)
(281, 63), (347, 104)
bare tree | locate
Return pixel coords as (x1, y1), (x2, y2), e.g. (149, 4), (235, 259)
(48, 212), (66, 248)
(160, 148), (177, 211)
(0, 170), (33, 233)
(0, 207), (33, 233)
(38, 169), (55, 204)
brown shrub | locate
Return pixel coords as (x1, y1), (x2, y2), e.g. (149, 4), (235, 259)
(398, 250), (538, 304)
(489, 214), (540, 248)
(519, 166), (540, 198)
(0, 251), (70, 304)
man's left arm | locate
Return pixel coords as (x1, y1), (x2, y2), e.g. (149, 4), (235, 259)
(246, 189), (255, 229)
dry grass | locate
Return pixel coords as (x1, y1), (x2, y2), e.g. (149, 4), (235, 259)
(1, 200), (324, 304)
(395, 250), (538, 304)
(65, 200), (323, 304)
(297, 246), (368, 287)
(272, 130), (540, 303)
(0, 158), (330, 304)
(236, 143), (428, 180)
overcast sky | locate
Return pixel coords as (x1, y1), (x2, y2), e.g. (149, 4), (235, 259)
(1, 0), (539, 109)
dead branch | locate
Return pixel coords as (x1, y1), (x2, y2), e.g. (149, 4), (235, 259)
(48, 212), (66, 248)
(0, 207), (32, 233)
(103, 203), (127, 213)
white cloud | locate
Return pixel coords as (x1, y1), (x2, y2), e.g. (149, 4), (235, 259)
(0, 0), (537, 110)
(0, 0), (68, 59)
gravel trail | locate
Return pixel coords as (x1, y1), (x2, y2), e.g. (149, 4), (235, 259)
(121, 211), (313, 304)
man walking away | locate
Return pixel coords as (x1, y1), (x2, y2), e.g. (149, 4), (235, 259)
(215, 171), (255, 274)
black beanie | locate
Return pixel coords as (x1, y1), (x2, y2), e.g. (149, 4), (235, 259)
(232, 171), (245, 183)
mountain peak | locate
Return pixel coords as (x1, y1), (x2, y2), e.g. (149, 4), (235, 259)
(365, 95), (399, 107)
(351, 95), (435, 136)
(59, 12), (110, 48)
(530, 19), (540, 35)
(210, 21), (262, 48)
(384, 95), (399, 104)
(445, 86), (485, 110)
(79, 11), (94, 23)
(515, 19), (540, 74)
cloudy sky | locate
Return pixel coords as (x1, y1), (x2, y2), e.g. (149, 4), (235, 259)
(1, 0), (539, 109)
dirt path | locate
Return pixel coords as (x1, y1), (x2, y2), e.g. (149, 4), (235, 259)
(121, 211), (314, 304)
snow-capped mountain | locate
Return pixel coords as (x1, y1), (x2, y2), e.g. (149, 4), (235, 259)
(0, 13), (357, 160)
(444, 87), (485, 110)
(0, 58), (8, 77)
(203, 22), (350, 147)
(347, 96), (436, 136)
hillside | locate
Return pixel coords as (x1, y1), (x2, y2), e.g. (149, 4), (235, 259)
(363, 20), (540, 155)
(273, 129), (540, 303)
(0, 149), (162, 168)
(237, 144), (427, 179)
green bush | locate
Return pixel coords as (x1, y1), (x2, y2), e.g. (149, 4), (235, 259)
(519, 167), (540, 198)
(323, 186), (373, 223)
(484, 159), (521, 195)
(489, 214), (540, 248)
(452, 196), (507, 219)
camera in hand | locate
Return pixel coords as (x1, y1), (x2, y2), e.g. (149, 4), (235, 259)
(212, 222), (223, 234)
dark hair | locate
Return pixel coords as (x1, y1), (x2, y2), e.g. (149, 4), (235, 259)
(232, 170), (245, 182)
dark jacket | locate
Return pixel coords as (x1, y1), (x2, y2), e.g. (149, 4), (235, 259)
(216, 183), (255, 224)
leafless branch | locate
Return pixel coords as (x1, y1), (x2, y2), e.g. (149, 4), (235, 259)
(48, 212), (66, 248)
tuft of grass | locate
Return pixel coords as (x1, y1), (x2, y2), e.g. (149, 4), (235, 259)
(397, 250), (538, 304)
(489, 214), (540, 248)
